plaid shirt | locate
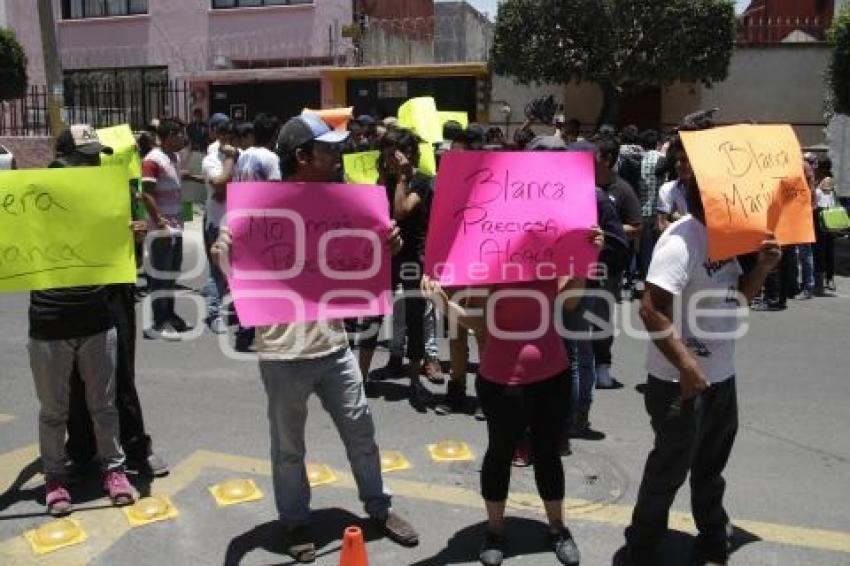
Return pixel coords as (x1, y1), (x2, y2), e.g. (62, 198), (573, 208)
(640, 150), (663, 218)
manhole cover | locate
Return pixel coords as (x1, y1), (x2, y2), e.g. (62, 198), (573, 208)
(454, 446), (628, 516)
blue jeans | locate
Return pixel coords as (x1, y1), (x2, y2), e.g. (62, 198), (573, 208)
(564, 295), (596, 413)
(259, 348), (391, 527)
(202, 221), (228, 321)
(149, 234), (183, 328)
(798, 244), (815, 292)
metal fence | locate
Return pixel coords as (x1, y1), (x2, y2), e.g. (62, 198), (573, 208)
(737, 16), (830, 44)
(0, 80), (190, 136)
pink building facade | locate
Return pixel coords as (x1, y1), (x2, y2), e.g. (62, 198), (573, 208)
(3, 0), (354, 117)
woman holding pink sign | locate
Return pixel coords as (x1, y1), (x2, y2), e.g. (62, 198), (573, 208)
(421, 227), (603, 566)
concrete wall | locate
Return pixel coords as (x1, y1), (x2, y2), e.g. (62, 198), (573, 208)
(361, 28), (433, 65)
(697, 44), (830, 146)
(492, 44), (831, 145)
(4, 0), (353, 83)
(435, 2), (493, 63)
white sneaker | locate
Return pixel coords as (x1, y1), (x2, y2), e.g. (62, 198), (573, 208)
(208, 316), (228, 335)
(144, 324), (182, 342)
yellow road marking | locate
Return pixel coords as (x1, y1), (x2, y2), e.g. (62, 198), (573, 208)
(0, 414), (14, 425)
(1, 449), (848, 564)
(0, 444), (39, 497)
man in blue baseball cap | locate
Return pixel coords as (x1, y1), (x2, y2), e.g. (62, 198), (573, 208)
(213, 111), (418, 563)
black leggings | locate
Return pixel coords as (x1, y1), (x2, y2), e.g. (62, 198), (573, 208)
(476, 372), (570, 502)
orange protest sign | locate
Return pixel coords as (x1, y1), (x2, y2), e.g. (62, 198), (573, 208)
(303, 107), (353, 132)
(681, 125), (815, 261)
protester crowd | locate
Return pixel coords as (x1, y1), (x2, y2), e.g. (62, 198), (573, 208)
(11, 96), (847, 566)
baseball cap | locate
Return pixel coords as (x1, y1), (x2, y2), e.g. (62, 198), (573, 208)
(356, 114), (377, 127)
(276, 112), (350, 153)
(208, 113), (229, 130)
(56, 124), (114, 156)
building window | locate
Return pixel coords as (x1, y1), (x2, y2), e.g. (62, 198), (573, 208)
(62, 0), (148, 19)
(211, 0), (313, 9)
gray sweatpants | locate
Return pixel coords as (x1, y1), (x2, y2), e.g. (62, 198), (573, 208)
(259, 347), (391, 527)
(28, 329), (125, 481)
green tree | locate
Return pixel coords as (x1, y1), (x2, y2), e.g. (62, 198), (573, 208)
(829, 2), (850, 114)
(0, 27), (28, 102)
(490, 0), (736, 126)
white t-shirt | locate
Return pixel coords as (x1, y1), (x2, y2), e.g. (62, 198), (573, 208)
(207, 140), (220, 157)
(234, 147), (281, 182)
(646, 216), (743, 384)
(141, 147), (183, 231)
(656, 180), (689, 217)
(202, 151), (227, 228)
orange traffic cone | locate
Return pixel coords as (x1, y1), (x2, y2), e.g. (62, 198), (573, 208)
(339, 526), (368, 566)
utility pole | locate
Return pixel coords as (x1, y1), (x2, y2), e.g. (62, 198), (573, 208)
(37, 0), (65, 136)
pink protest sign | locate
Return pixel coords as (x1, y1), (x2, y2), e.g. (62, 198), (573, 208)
(226, 182), (392, 325)
(424, 151), (599, 286)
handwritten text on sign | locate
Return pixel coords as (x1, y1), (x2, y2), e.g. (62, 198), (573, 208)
(681, 125), (815, 261)
(0, 166), (136, 292)
(424, 151), (599, 286)
(226, 182), (393, 325)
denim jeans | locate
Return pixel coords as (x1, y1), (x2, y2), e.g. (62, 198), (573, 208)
(259, 348), (391, 527)
(29, 329), (125, 480)
(564, 294), (596, 413)
(798, 244), (815, 292)
(149, 233), (183, 328)
(202, 220), (228, 321)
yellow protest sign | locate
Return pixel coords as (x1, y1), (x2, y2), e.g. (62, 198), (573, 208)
(398, 97), (442, 144)
(439, 111), (469, 130)
(0, 166), (136, 292)
(681, 124), (815, 261)
(97, 124), (141, 180)
(418, 142), (436, 177)
(343, 150), (380, 185)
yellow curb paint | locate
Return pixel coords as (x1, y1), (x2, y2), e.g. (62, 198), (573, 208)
(0, 444), (39, 497)
(380, 451), (412, 473)
(0, 414), (14, 425)
(2, 448), (847, 563)
(123, 496), (179, 527)
(208, 479), (263, 507)
(306, 463), (337, 487)
(427, 441), (474, 462)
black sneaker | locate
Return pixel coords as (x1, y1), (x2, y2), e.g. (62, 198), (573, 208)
(371, 511), (419, 547)
(435, 383), (465, 415)
(479, 530), (506, 566)
(282, 524), (316, 563)
(127, 452), (169, 478)
(550, 527), (580, 565)
(377, 355), (404, 381)
(169, 316), (192, 333)
(409, 381), (430, 413)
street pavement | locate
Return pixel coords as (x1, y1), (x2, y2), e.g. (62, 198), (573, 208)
(1, 228), (849, 565)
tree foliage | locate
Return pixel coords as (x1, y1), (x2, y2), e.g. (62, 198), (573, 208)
(829, 2), (850, 115)
(490, 0), (736, 125)
(0, 27), (28, 102)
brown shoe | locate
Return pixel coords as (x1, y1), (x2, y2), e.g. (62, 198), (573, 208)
(421, 357), (445, 384)
(372, 511), (419, 547)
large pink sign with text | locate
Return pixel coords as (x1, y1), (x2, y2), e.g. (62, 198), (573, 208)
(227, 182), (392, 325)
(424, 151), (599, 286)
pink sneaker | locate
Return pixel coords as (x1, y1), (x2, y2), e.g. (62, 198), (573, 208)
(103, 470), (135, 506)
(46, 481), (72, 516)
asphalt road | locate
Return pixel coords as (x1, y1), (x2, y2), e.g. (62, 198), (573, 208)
(1, 233), (849, 565)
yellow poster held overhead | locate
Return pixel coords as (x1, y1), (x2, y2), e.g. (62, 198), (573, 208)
(398, 97), (442, 144)
(438, 111), (469, 130)
(97, 124), (141, 180)
(418, 142), (437, 177)
(680, 124), (815, 261)
(343, 150), (380, 185)
(0, 166), (136, 292)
